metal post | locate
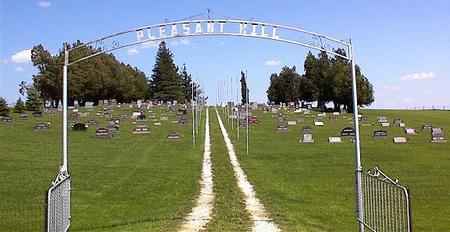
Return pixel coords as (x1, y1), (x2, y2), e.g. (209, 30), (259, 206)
(246, 70), (249, 155)
(350, 40), (364, 232)
(237, 76), (239, 141)
(192, 80), (195, 145)
(61, 46), (69, 174)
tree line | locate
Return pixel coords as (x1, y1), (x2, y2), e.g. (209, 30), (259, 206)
(267, 49), (374, 112)
(12, 40), (198, 111)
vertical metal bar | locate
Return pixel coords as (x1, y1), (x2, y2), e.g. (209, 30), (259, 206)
(350, 41), (364, 232)
(61, 47), (69, 173)
(192, 80), (195, 145)
(246, 70), (249, 155)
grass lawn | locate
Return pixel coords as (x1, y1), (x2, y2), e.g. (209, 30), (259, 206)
(226, 108), (450, 231)
(0, 106), (205, 232)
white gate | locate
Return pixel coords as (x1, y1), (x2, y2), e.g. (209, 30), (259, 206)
(47, 173), (71, 232)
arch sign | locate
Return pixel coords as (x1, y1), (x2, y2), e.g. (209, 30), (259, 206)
(50, 18), (365, 232)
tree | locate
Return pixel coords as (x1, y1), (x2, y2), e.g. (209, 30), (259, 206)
(31, 42), (149, 106)
(179, 64), (193, 103)
(25, 85), (43, 112)
(0, 97), (9, 116)
(150, 41), (184, 102)
(13, 98), (25, 113)
(240, 71), (249, 105)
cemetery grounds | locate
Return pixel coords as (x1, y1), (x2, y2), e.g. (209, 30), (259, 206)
(0, 106), (449, 231)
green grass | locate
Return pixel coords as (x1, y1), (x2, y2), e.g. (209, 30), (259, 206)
(1, 107), (449, 231)
(204, 109), (251, 231)
(0, 106), (205, 232)
(226, 109), (450, 231)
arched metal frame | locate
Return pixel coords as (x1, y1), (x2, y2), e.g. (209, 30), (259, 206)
(57, 19), (365, 231)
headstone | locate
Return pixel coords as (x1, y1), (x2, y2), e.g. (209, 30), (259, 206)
(32, 111), (43, 117)
(167, 131), (181, 139)
(287, 120), (297, 126)
(314, 121), (324, 126)
(133, 125), (150, 134)
(277, 122), (288, 132)
(153, 122), (161, 126)
(405, 128), (416, 135)
(399, 122), (406, 128)
(377, 116), (388, 123)
(422, 123), (433, 130)
(33, 122), (50, 131)
(373, 130), (388, 138)
(95, 128), (113, 138)
(72, 123), (88, 131)
(381, 122), (390, 127)
(302, 126), (313, 134)
(393, 137), (408, 144)
(328, 137), (342, 144)
(300, 133), (314, 143)
(160, 116), (168, 121)
(87, 119), (97, 126)
(341, 127), (356, 137)
(431, 128), (447, 143)
(0, 116), (13, 123)
(19, 113), (28, 119)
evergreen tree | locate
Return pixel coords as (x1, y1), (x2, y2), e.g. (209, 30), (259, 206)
(0, 97), (9, 116)
(13, 98), (25, 113)
(240, 71), (249, 105)
(180, 64), (193, 103)
(150, 41), (184, 102)
(25, 85), (43, 112)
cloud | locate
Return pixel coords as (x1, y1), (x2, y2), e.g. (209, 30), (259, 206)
(264, 59), (281, 66)
(400, 72), (435, 81)
(11, 49), (31, 63)
(15, 66), (24, 72)
(38, 1), (51, 8)
(127, 48), (139, 55)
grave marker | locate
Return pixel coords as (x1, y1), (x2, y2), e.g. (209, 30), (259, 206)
(287, 120), (297, 126)
(72, 123), (88, 131)
(405, 128), (416, 135)
(373, 130), (388, 139)
(167, 131), (181, 140)
(431, 128), (447, 143)
(393, 137), (408, 144)
(300, 133), (314, 143)
(341, 127), (356, 137)
(328, 137), (342, 144)
(133, 125), (150, 134)
(95, 128), (112, 138)
(34, 122), (50, 131)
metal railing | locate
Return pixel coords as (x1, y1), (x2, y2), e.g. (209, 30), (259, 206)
(47, 173), (71, 232)
(362, 167), (412, 232)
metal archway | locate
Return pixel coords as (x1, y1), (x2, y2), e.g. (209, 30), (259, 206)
(50, 18), (365, 232)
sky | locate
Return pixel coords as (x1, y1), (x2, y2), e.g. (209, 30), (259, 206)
(0, 0), (449, 109)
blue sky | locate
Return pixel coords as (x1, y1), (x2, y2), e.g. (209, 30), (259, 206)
(1, 0), (449, 108)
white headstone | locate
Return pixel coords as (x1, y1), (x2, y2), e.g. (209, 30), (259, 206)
(314, 121), (324, 126)
(393, 137), (408, 144)
(287, 121), (297, 125)
(405, 128), (416, 135)
(381, 122), (390, 127)
(301, 134), (314, 143)
(328, 137), (342, 144)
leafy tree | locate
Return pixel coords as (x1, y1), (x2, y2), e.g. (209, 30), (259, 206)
(150, 41), (184, 102)
(31, 42), (149, 106)
(13, 98), (25, 113)
(240, 71), (249, 105)
(25, 85), (43, 112)
(0, 97), (9, 116)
